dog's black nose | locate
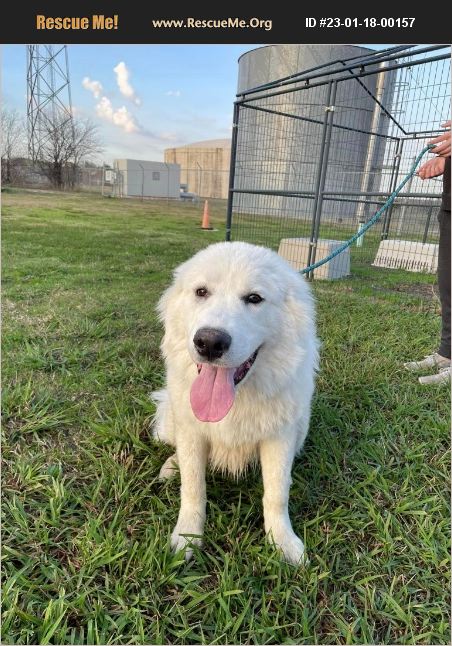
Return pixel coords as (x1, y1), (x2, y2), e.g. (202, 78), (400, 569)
(193, 327), (232, 360)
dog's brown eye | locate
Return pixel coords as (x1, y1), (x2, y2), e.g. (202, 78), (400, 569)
(196, 287), (209, 298)
(244, 293), (264, 304)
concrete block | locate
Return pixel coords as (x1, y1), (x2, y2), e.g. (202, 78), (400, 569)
(372, 240), (438, 273)
(278, 237), (350, 279)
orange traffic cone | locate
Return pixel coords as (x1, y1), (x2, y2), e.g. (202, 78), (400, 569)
(201, 200), (213, 230)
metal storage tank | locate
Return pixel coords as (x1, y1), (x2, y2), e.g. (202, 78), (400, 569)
(164, 139), (231, 199)
(234, 45), (396, 221)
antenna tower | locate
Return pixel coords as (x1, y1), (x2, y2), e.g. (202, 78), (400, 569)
(27, 45), (74, 161)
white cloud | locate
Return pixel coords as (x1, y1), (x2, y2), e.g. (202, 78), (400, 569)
(112, 106), (139, 133)
(113, 62), (140, 105)
(96, 96), (139, 133)
(82, 77), (103, 99)
(165, 90), (181, 97)
(96, 97), (114, 120)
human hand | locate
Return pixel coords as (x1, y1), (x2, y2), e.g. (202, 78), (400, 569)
(417, 156), (446, 179)
(428, 120), (451, 157)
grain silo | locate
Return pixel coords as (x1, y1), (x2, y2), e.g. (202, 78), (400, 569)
(164, 139), (231, 199)
(234, 45), (396, 221)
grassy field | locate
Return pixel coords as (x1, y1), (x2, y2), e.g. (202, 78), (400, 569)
(2, 188), (450, 645)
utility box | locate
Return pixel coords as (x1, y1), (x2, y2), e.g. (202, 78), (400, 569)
(113, 159), (180, 198)
(278, 238), (350, 279)
(373, 240), (439, 273)
(104, 169), (116, 183)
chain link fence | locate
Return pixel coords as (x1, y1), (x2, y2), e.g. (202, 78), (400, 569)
(3, 161), (105, 192)
(107, 167), (229, 200)
(5, 161), (230, 203)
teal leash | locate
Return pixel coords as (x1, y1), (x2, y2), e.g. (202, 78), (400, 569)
(300, 144), (435, 275)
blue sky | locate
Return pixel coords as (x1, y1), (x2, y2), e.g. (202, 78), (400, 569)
(2, 44), (396, 164)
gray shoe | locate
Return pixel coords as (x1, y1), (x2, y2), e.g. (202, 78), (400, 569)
(418, 367), (451, 385)
(404, 353), (451, 373)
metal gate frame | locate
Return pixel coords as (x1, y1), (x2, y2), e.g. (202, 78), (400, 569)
(226, 44), (450, 279)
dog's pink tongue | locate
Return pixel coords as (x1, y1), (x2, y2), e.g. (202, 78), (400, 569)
(190, 364), (235, 422)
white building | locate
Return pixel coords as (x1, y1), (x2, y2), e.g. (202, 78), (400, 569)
(113, 159), (180, 198)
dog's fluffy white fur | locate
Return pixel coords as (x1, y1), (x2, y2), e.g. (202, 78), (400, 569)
(153, 242), (319, 564)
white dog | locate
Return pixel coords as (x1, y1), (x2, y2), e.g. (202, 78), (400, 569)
(153, 241), (319, 564)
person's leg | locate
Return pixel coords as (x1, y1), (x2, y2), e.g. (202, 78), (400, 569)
(437, 209), (451, 360)
(404, 208), (451, 377)
(417, 209), (451, 384)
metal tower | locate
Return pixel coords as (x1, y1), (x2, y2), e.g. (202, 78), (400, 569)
(26, 45), (74, 161)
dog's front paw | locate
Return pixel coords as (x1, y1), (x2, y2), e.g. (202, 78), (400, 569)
(171, 519), (204, 561)
(267, 527), (307, 566)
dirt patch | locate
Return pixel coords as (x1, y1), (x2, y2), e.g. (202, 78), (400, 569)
(2, 298), (54, 329)
(371, 282), (439, 301)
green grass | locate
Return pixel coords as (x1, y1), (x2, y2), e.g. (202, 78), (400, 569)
(2, 188), (450, 645)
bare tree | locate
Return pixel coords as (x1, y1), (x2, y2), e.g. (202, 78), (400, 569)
(69, 119), (104, 188)
(1, 108), (26, 184)
(38, 114), (103, 189)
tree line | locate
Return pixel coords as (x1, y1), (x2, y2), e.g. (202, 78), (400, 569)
(1, 107), (103, 189)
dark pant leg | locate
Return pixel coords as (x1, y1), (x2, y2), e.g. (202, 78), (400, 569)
(437, 209), (451, 359)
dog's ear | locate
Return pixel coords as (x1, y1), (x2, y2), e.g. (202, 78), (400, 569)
(157, 273), (187, 360)
(157, 259), (191, 324)
(283, 273), (316, 338)
(156, 280), (177, 324)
